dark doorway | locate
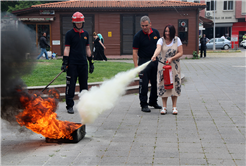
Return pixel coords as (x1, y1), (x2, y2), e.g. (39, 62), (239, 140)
(120, 14), (146, 55)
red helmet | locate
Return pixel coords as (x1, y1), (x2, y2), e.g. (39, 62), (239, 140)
(72, 12), (85, 23)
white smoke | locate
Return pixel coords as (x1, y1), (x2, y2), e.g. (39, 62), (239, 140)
(76, 61), (151, 124)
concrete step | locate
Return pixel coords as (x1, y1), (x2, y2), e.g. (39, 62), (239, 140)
(27, 74), (185, 101)
(27, 78), (141, 100)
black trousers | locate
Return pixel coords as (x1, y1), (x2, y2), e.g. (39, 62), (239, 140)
(66, 64), (88, 109)
(138, 61), (158, 107)
(200, 46), (206, 57)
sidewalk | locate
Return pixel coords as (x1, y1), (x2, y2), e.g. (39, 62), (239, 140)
(1, 53), (245, 166)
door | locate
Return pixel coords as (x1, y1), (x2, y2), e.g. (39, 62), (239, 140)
(38, 24), (50, 48)
(26, 23), (51, 49)
(206, 38), (214, 49)
(120, 14), (146, 55)
(217, 38), (224, 48)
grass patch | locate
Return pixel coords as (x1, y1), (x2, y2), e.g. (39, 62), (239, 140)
(205, 49), (241, 53)
(22, 59), (134, 86)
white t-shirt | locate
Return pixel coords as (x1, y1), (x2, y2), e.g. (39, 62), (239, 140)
(157, 37), (182, 47)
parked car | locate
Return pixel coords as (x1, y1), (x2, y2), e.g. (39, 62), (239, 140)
(240, 40), (246, 47)
(199, 38), (231, 50)
(242, 41), (246, 49)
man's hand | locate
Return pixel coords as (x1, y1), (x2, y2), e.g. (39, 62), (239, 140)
(61, 56), (69, 72)
(151, 56), (156, 61)
(87, 56), (94, 74)
(89, 63), (94, 74)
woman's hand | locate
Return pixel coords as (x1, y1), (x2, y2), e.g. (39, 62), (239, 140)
(104, 46), (106, 49)
(166, 57), (173, 64)
(151, 56), (156, 61)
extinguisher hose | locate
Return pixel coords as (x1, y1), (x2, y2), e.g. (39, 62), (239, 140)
(157, 59), (166, 65)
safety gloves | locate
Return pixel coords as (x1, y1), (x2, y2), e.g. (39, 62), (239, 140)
(87, 56), (94, 74)
(61, 56), (69, 72)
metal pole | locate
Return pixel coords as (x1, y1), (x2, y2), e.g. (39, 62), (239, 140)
(213, 0), (216, 50)
(41, 70), (64, 92)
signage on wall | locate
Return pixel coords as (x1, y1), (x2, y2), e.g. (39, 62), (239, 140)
(108, 31), (112, 37)
(40, 10), (55, 15)
(52, 40), (60, 45)
(231, 35), (238, 42)
(18, 17), (54, 21)
(181, 21), (186, 27)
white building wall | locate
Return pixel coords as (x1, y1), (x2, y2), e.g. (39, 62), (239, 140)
(205, 0), (237, 23)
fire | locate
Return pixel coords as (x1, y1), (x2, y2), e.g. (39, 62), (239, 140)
(16, 89), (81, 140)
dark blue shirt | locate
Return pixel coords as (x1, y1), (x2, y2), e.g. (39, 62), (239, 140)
(133, 28), (160, 65)
(65, 28), (89, 65)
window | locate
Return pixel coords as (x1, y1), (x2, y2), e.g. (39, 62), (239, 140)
(223, 1), (233, 10)
(206, 0), (216, 11)
(178, 19), (188, 44)
(242, 1), (246, 14)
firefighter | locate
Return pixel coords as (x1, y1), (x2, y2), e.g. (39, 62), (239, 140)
(61, 12), (94, 114)
(132, 16), (162, 112)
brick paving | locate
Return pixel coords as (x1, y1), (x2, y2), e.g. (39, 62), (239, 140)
(1, 50), (245, 166)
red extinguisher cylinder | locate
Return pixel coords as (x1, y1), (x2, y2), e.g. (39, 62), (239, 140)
(163, 61), (173, 89)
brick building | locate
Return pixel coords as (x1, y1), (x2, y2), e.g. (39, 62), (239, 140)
(12, 0), (206, 57)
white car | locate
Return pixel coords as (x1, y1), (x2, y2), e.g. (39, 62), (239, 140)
(242, 41), (246, 49)
(240, 40), (246, 48)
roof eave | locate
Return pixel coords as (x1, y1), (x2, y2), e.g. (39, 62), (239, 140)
(12, 7), (35, 15)
(32, 6), (206, 11)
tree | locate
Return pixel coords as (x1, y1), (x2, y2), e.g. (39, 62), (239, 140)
(8, 0), (43, 12)
(8, 0), (66, 12)
(1, 1), (18, 12)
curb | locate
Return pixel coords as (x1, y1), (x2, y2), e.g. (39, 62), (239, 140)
(27, 74), (185, 100)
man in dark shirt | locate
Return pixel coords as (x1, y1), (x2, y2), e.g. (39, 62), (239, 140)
(61, 12), (94, 114)
(200, 34), (209, 58)
(132, 15), (162, 112)
(37, 32), (50, 60)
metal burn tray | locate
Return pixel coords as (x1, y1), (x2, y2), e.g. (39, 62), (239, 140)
(46, 124), (86, 143)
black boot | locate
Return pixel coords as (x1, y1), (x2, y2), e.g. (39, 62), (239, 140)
(67, 107), (74, 114)
(141, 106), (151, 112)
(149, 103), (162, 109)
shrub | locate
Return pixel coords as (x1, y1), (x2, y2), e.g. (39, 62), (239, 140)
(192, 51), (198, 59)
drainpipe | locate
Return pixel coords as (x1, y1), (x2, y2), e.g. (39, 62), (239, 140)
(196, 9), (199, 53)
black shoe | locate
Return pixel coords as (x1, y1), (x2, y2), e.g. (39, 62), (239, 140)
(141, 106), (151, 113)
(67, 107), (74, 114)
(149, 103), (162, 109)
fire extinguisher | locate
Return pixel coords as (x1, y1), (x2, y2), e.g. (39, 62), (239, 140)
(163, 60), (173, 89)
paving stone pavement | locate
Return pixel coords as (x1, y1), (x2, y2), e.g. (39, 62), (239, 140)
(1, 51), (245, 166)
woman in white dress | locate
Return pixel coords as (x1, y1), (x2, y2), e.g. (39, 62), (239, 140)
(151, 24), (183, 115)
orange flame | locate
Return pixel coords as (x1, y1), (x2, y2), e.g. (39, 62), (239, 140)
(16, 89), (81, 140)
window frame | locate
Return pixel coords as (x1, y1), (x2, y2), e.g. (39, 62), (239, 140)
(223, 0), (233, 11)
(206, 0), (217, 11)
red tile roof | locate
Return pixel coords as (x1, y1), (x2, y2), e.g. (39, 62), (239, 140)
(31, 0), (206, 9)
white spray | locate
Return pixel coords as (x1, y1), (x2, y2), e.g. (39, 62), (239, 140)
(76, 60), (151, 124)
